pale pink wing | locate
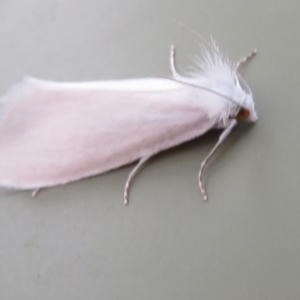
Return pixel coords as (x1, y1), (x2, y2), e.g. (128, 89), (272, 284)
(0, 78), (216, 189)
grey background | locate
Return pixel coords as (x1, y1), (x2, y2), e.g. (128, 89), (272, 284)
(0, 0), (299, 299)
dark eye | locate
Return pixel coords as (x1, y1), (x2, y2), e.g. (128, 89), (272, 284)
(237, 108), (250, 120)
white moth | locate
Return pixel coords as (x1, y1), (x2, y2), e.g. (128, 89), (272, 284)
(0, 36), (257, 204)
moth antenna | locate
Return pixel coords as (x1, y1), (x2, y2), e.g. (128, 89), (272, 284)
(124, 155), (151, 205)
(170, 45), (181, 77)
(174, 19), (213, 51)
(199, 119), (237, 200)
(161, 76), (238, 106)
(174, 20), (237, 79)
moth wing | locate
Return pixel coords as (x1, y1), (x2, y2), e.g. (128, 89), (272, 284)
(0, 77), (216, 190)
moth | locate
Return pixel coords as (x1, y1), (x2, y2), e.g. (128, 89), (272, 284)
(0, 36), (257, 204)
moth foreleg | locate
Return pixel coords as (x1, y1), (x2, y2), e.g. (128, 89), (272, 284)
(31, 188), (41, 197)
(124, 155), (152, 205)
(199, 119), (237, 200)
(236, 49), (257, 70)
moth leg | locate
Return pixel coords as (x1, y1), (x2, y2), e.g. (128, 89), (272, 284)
(199, 119), (237, 200)
(31, 188), (41, 197)
(236, 49), (257, 70)
(124, 155), (152, 205)
(170, 45), (180, 77)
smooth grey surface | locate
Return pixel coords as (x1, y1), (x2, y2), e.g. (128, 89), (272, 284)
(0, 1), (299, 299)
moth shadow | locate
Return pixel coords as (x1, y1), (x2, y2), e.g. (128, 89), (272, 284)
(150, 122), (255, 172)
(0, 123), (255, 202)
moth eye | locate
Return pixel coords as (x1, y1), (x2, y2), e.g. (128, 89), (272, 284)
(237, 108), (250, 120)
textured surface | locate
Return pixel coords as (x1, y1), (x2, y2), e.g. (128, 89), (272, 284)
(0, 1), (299, 299)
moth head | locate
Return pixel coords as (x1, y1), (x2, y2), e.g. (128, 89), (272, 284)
(173, 35), (258, 123)
(235, 74), (258, 123)
(189, 37), (258, 123)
